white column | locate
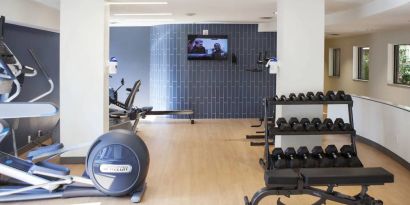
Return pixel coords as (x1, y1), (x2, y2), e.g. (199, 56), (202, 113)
(60, 0), (110, 157)
(276, 0), (325, 149)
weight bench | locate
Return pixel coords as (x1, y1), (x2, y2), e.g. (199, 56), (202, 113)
(245, 167), (394, 205)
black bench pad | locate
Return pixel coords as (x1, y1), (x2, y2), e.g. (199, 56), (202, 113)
(301, 167), (394, 186)
(265, 169), (299, 187)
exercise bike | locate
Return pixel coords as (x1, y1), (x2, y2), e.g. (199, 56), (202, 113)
(0, 15), (150, 203)
(109, 78), (154, 133)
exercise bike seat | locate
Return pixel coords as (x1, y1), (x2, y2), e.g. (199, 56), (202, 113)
(27, 143), (64, 160)
(141, 106), (153, 112)
(109, 110), (128, 119)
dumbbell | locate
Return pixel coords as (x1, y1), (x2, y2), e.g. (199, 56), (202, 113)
(336, 90), (352, 101)
(288, 117), (304, 131)
(300, 118), (316, 131)
(298, 93), (308, 101)
(323, 118), (337, 131)
(311, 146), (333, 167)
(279, 95), (288, 101)
(276, 118), (292, 131)
(289, 93), (299, 101)
(271, 148), (287, 169)
(311, 118), (327, 131)
(273, 95), (280, 101)
(306, 92), (318, 101)
(297, 146), (317, 168)
(315, 92), (326, 101)
(325, 145), (348, 167)
(334, 118), (353, 131)
(340, 145), (363, 167)
(284, 147), (301, 168)
(326, 91), (337, 101)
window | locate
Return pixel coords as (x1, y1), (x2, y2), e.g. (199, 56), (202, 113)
(357, 47), (370, 80)
(328, 48), (340, 77)
(393, 44), (410, 85)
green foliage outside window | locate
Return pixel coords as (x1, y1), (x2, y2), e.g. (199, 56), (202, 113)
(358, 47), (369, 80)
(396, 45), (410, 85)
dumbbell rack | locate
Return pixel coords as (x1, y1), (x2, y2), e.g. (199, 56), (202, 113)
(260, 96), (356, 170)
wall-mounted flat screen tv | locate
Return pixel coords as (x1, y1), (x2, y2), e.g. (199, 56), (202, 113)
(187, 35), (228, 60)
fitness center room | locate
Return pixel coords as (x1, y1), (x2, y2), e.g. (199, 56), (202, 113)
(0, 0), (409, 204)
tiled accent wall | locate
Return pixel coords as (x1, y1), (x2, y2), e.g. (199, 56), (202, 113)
(150, 24), (276, 118)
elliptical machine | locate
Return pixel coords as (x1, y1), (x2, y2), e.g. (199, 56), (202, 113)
(0, 16), (150, 203)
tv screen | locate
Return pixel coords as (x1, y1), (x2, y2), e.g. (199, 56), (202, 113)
(187, 35), (228, 60)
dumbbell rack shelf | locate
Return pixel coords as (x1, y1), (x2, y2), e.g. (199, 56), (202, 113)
(260, 97), (356, 170)
(267, 128), (355, 136)
(265, 99), (353, 106)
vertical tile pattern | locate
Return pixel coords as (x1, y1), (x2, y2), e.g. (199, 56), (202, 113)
(150, 24), (277, 119)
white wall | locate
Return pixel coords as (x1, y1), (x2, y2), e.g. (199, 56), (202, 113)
(0, 0), (59, 32)
(325, 27), (410, 107)
(60, 0), (109, 157)
(276, 0), (325, 149)
(258, 22), (276, 32)
(328, 96), (410, 163)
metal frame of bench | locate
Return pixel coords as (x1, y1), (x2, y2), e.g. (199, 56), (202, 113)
(245, 184), (381, 205)
(245, 168), (393, 205)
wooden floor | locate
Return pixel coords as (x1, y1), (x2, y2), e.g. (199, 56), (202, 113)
(13, 119), (410, 205)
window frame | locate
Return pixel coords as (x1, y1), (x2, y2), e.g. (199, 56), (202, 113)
(357, 46), (370, 81)
(328, 48), (341, 77)
(393, 44), (410, 86)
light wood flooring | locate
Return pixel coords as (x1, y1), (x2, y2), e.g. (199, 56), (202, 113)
(10, 119), (410, 205)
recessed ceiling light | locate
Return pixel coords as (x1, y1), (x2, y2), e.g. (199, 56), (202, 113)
(260, 17), (273, 20)
(329, 33), (340, 36)
(186, 13), (196, 16)
(274, 11), (278, 15)
(107, 1), (168, 5)
(112, 19), (174, 22)
(113, 13), (173, 16)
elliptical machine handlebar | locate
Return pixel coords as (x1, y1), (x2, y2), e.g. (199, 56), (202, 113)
(0, 16), (4, 40)
(27, 49), (54, 102)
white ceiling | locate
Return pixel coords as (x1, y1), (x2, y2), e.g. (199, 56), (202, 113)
(108, 0), (374, 24)
(32, 0), (410, 37)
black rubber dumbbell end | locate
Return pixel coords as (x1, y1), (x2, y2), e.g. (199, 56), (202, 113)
(306, 92), (318, 101)
(285, 147), (301, 168)
(298, 93), (308, 101)
(323, 118), (336, 131)
(272, 148), (287, 169)
(289, 117), (304, 131)
(300, 118), (316, 131)
(289, 93), (299, 101)
(277, 118), (292, 131)
(326, 91), (337, 101)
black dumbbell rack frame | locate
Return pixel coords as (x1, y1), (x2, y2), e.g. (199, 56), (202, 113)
(261, 97), (357, 170)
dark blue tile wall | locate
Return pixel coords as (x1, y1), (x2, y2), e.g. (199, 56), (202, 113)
(150, 24), (276, 119)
